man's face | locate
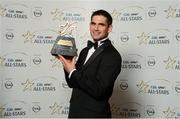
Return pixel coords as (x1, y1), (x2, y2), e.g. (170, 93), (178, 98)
(90, 15), (112, 42)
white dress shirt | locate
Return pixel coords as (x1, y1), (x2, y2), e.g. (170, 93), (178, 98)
(68, 37), (108, 78)
(84, 37), (108, 64)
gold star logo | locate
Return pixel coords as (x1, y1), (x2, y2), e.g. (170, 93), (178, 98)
(22, 31), (35, 43)
(111, 104), (120, 114)
(163, 56), (176, 69)
(111, 9), (121, 21)
(137, 81), (149, 93)
(0, 107), (5, 117)
(0, 56), (5, 66)
(80, 32), (91, 45)
(137, 32), (150, 45)
(163, 107), (175, 119)
(21, 79), (34, 91)
(0, 5), (6, 17)
(51, 8), (63, 21)
(164, 6), (176, 18)
(50, 57), (62, 68)
(49, 102), (62, 115)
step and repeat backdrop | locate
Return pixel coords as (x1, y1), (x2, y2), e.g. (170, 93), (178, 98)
(0, 0), (180, 118)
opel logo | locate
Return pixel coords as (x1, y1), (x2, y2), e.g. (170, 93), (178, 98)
(6, 32), (14, 40)
(32, 105), (41, 113)
(33, 9), (42, 17)
(120, 82), (128, 90)
(5, 81), (13, 89)
(33, 57), (41, 65)
(148, 9), (156, 17)
(147, 108), (155, 116)
(120, 34), (129, 42)
(147, 58), (156, 67)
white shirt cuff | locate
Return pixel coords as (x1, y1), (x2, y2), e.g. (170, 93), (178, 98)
(68, 69), (76, 78)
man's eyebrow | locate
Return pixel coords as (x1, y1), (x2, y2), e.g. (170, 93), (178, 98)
(90, 21), (95, 24)
(90, 21), (106, 26)
(99, 23), (106, 25)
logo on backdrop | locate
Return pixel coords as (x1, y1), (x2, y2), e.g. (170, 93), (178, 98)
(163, 107), (176, 119)
(0, 56), (5, 66)
(111, 6), (144, 22)
(22, 30), (57, 44)
(49, 102), (69, 115)
(111, 9), (121, 21)
(117, 79), (129, 92)
(111, 102), (143, 118)
(32, 55), (42, 66)
(79, 32), (92, 45)
(5, 31), (14, 41)
(32, 105), (41, 113)
(0, 52), (29, 68)
(137, 29), (171, 45)
(136, 79), (172, 95)
(32, 7), (42, 18)
(147, 7), (157, 18)
(22, 21), (77, 45)
(0, 101), (29, 118)
(0, 3), (28, 19)
(175, 82), (180, 95)
(145, 105), (156, 117)
(31, 102), (41, 114)
(119, 32), (130, 43)
(163, 56), (180, 70)
(175, 30), (180, 43)
(3, 78), (14, 91)
(164, 5), (180, 19)
(175, 108), (180, 119)
(51, 7), (86, 22)
(146, 56), (157, 69)
(21, 76), (58, 92)
(122, 54), (143, 70)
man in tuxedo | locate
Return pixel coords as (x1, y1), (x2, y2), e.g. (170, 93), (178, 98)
(58, 9), (121, 118)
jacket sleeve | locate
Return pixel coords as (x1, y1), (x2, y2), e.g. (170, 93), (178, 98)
(64, 48), (87, 88)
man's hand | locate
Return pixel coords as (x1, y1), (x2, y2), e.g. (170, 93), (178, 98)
(56, 55), (76, 73)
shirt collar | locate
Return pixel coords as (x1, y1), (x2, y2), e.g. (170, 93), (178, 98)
(92, 37), (108, 46)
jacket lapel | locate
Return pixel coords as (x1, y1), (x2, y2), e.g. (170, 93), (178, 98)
(77, 47), (89, 69)
(81, 39), (111, 71)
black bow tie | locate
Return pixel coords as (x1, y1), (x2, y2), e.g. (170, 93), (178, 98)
(87, 40), (98, 49)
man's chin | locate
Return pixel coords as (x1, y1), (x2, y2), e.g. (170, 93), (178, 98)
(93, 39), (99, 42)
(93, 37), (107, 41)
(93, 37), (103, 41)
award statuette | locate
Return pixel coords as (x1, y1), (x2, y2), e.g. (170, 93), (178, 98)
(51, 35), (77, 58)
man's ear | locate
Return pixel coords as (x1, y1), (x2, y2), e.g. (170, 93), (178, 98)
(108, 25), (112, 33)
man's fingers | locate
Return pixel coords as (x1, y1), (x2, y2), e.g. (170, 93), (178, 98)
(58, 55), (66, 62)
(57, 55), (76, 65)
(72, 57), (76, 64)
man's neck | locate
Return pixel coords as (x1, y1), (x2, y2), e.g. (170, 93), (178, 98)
(93, 37), (108, 46)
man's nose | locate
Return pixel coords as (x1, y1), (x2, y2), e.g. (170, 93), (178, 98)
(94, 25), (98, 30)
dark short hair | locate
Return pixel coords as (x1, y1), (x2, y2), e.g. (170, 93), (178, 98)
(91, 9), (113, 26)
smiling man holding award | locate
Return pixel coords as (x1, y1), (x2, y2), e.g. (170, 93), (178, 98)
(54, 9), (122, 118)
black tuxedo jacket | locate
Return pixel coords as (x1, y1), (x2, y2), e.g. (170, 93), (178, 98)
(64, 39), (121, 118)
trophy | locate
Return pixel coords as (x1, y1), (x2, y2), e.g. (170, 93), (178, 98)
(51, 22), (77, 59)
(51, 35), (77, 58)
